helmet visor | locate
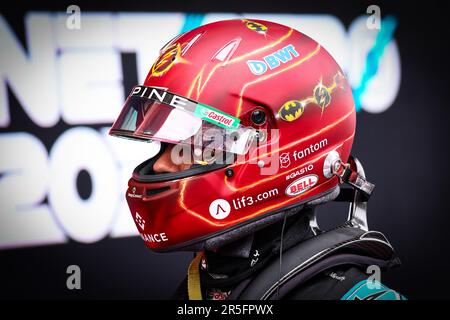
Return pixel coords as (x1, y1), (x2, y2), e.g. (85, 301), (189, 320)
(109, 86), (256, 155)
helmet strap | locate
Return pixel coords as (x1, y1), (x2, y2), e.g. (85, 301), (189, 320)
(331, 157), (375, 201)
(187, 252), (204, 300)
(333, 156), (374, 231)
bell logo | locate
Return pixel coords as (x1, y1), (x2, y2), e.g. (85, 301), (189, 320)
(209, 199), (231, 220)
(286, 174), (318, 196)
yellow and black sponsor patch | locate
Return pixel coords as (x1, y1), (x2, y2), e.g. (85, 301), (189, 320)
(243, 20), (268, 33)
(278, 72), (346, 122)
(278, 100), (305, 122)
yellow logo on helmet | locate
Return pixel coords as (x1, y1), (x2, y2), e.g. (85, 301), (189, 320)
(313, 84), (332, 110)
(243, 20), (268, 34)
(278, 72), (346, 122)
(151, 43), (182, 77)
(279, 100), (305, 122)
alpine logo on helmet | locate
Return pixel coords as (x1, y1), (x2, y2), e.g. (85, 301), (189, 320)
(131, 85), (189, 110)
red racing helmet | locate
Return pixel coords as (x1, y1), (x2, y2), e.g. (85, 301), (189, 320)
(110, 19), (356, 252)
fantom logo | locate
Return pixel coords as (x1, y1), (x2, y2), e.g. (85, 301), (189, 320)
(286, 174), (318, 196)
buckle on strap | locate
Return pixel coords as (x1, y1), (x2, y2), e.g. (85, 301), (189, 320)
(324, 154), (373, 231)
(331, 158), (375, 199)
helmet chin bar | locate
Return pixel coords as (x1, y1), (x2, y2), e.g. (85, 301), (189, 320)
(324, 153), (375, 232)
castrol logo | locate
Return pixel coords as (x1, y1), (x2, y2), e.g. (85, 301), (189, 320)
(201, 108), (235, 127)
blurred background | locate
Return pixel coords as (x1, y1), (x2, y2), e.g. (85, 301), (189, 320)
(1, 0), (449, 299)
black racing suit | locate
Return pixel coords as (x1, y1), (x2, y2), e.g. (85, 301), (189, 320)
(174, 209), (406, 300)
